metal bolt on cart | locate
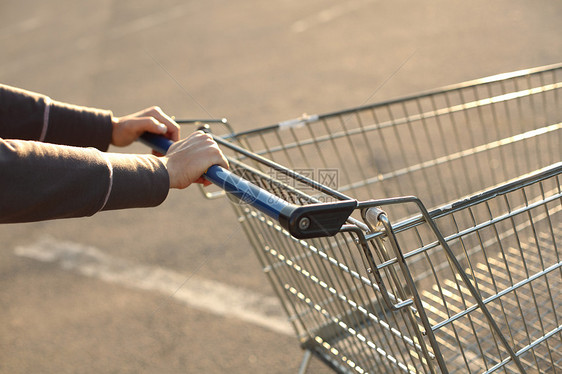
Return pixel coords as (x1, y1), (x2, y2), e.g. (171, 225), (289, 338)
(142, 63), (562, 373)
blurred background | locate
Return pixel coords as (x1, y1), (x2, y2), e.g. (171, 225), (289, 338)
(0, 0), (560, 373)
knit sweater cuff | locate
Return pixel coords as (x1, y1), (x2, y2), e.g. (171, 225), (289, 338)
(102, 153), (170, 211)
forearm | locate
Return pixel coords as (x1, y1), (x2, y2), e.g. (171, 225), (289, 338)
(0, 138), (169, 223)
(0, 84), (113, 150)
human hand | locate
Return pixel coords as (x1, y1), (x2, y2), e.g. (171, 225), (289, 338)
(111, 106), (180, 150)
(160, 131), (229, 189)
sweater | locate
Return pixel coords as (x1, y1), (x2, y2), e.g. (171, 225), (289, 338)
(0, 84), (169, 223)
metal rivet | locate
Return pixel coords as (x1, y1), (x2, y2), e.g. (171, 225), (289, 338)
(298, 217), (310, 230)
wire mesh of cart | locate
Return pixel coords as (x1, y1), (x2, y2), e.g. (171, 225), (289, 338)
(142, 63), (562, 373)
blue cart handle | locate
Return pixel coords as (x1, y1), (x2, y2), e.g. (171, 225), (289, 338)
(140, 132), (356, 239)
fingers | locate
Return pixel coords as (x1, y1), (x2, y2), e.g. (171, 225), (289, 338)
(187, 131), (229, 169)
(163, 131), (228, 189)
(193, 176), (212, 186)
(129, 117), (167, 135)
(138, 106), (180, 142)
(169, 131), (229, 169)
(111, 106), (180, 147)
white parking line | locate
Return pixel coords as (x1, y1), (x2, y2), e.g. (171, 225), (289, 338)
(14, 236), (293, 336)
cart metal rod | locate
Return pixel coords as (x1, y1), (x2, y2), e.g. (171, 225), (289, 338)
(284, 285), (417, 374)
(231, 86), (561, 171)
(360, 161), (562, 240)
(227, 158), (369, 232)
(377, 188), (562, 270)
(228, 63), (562, 139)
(246, 212), (376, 289)
(139, 133), (357, 239)
(431, 260), (562, 331)
(412, 201), (561, 283)
(358, 195), (527, 372)
(139, 132), (294, 218)
(482, 325), (562, 374)
(261, 232), (429, 357)
(340, 122), (561, 194)
(175, 118), (229, 124)
(313, 64), (562, 122)
(211, 135), (353, 202)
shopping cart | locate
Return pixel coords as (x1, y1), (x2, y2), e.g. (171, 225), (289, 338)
(142, 63), (562, 373)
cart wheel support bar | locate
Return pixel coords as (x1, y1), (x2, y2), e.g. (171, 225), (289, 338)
(140, 133), (357, 239)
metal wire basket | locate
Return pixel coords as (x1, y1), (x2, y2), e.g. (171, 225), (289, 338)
(145, 63), (561, 373)
(211, 64), (562, 373)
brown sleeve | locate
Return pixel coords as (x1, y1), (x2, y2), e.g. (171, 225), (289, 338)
(0, 138), (169, 223)
(0, 84), (113, 151)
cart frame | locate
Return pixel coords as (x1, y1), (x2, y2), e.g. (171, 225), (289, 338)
(143, 63), (562, 373)
(213, 64), (562, 373)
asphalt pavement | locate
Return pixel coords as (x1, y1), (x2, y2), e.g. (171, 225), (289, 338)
(1, 1), (560, 373)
